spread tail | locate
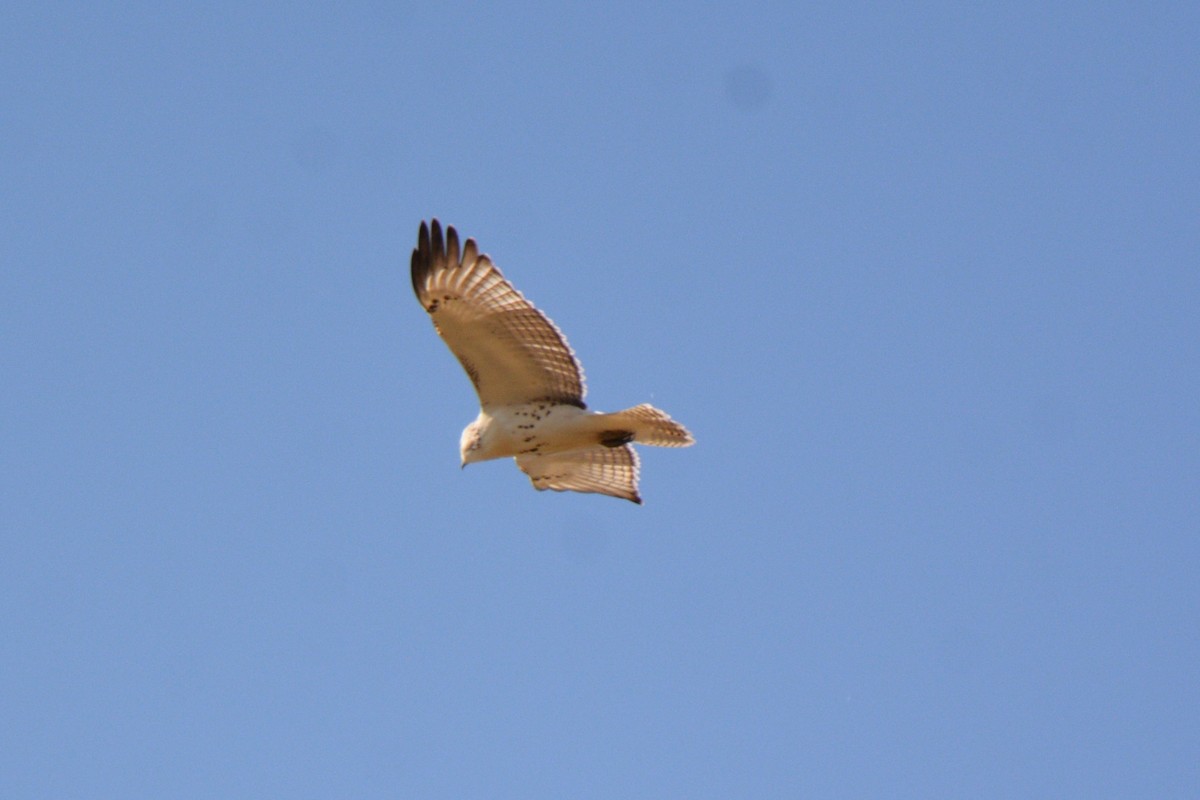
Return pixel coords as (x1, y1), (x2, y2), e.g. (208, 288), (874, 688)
(600, 404), (694, 448)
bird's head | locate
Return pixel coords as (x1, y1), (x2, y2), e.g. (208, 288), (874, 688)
(459, 420), (484, 467)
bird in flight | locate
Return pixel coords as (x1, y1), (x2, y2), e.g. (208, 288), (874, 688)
(411, 219), (693, 504)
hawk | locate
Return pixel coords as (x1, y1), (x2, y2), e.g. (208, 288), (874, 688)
(411, 219), (694, 504)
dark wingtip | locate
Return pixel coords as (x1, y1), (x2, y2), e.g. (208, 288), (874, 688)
(411, 220), (433, 297)
(446, 224), (460, 265)
(430, 219), (444, 262)
(630, 494), (643, 505)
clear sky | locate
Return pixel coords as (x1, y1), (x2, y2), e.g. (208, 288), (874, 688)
(3, 3), (1197, 797)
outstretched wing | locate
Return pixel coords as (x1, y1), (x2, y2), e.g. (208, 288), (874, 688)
(411, 219), (586, 409)
(515, 445), (642, 504)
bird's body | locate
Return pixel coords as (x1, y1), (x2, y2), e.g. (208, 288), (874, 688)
(462, 401), (688, 463)
(411, 219), (692, 503)
(462, 402), (595, 463)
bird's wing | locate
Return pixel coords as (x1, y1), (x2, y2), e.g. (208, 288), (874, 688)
(515, 445), (641, 504)
(411, 219), (586, 409)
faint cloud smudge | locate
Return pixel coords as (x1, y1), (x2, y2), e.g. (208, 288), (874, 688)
(724, 64), (773, 112)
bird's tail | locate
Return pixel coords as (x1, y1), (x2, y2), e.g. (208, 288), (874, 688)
(601, 404), (694, 448)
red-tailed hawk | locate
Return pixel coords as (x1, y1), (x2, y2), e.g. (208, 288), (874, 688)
(411, 219), (693, 504)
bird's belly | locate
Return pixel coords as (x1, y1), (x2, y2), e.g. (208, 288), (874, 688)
(486, 404), (594, 458)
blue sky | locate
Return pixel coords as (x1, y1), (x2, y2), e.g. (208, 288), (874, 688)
(3, 2), (1197, 797)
